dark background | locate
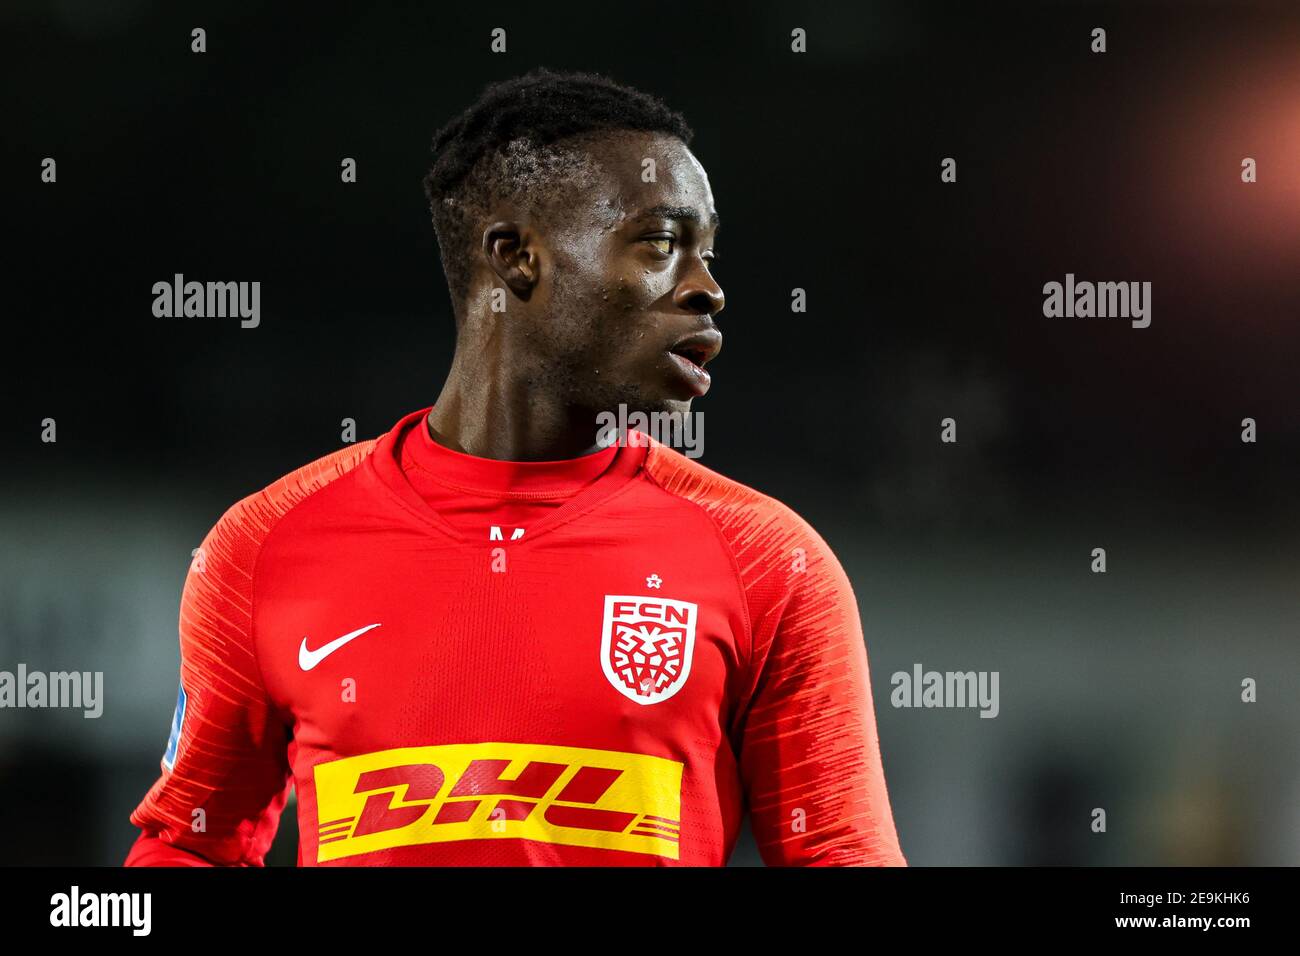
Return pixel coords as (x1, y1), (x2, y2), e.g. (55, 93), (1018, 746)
(2, 0), (1297, 865)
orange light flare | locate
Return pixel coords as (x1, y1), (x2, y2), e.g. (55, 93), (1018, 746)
(1134, 33), (1300, 294)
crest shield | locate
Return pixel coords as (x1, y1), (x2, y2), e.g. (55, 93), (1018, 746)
(601, 595), (697, 705)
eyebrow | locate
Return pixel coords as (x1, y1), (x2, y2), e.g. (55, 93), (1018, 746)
(635, 204), (721, 232)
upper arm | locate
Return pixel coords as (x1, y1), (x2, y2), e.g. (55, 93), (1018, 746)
(736, 518), (906, 867)
(126, 499), (292, 867)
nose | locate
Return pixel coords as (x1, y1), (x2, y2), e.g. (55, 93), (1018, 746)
(673, 262), (725, 318)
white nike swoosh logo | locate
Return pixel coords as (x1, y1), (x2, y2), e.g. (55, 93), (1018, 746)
(298, 623), (382, 671)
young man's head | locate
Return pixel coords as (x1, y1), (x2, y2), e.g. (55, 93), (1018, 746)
(423, 69), (724, 419)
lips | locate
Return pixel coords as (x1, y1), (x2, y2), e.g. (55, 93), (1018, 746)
(665, 327), (722, 397)
(667, 328), (722, 369)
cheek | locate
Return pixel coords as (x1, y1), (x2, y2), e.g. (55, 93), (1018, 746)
(608, 274), (643, 313)
(607, 264), (669, 315)
(566, 262), (657, 319)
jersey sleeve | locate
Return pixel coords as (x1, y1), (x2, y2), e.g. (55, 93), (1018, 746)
(125, 496), (292, 866)
(735, 516), (907, 867)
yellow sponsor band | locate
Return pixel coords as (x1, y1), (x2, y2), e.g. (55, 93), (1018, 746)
(313, 742), (683, 862)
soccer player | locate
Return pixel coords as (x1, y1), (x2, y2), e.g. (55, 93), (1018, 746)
(124, 69), (906, 867)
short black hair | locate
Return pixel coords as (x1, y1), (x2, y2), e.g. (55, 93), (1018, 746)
(422, 68), (694, 317)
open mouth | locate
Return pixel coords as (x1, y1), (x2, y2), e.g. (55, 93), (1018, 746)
(664, 328), (722, 397)
(666, 329), (722, 370)
(668, 344), (712, 369)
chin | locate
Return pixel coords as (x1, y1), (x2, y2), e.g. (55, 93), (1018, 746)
(662, 397), (695, 417)
(627, 394), (693, 417)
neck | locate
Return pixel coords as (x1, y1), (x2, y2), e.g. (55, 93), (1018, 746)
(427, 345), (603, 462)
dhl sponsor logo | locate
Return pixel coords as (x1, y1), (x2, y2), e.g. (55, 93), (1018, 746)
(312, 742), (683, 862)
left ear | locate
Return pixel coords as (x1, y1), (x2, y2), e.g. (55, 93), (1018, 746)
(480, 220), (539, 301)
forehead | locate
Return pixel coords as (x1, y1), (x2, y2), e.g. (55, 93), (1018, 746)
(581, 132), (716, 226)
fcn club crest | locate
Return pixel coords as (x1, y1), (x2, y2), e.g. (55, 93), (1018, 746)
(601, 595), (697, 705)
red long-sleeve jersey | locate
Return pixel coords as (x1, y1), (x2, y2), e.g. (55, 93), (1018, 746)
(125, 407), (906, 866)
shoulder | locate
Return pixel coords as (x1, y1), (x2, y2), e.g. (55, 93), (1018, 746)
(641, 440), (862, 685)
(198, 440), (379, 576)
(640, 438), (838, 576)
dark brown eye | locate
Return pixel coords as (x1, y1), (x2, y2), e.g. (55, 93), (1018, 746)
(646, 237), (674, 255)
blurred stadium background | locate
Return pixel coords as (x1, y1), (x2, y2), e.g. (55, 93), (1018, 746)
(2, 0), (1298, 865)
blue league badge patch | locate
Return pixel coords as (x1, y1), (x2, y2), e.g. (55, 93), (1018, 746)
(161, 683), (187, 772)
